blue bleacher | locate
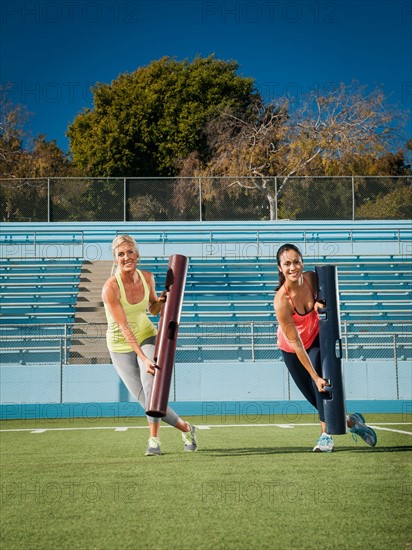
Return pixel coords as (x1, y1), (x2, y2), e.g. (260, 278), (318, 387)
(0, 258), (82, 364)
(1, 222), (411, 364)
(1, 272), (80, 323)
(138, 254), (412, 360)
(142, 255), (412, 325)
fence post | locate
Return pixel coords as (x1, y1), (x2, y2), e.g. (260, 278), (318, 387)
(251, 321), (255, 362)
(352, 176), (355, 221)
(199, 177), (203, 222)
(343, 321), (349, 361)
(394, 334), (399, 400)
(60, 338), (64, 404)
(274, 177), (278, 221)
(173, 363), (176, 401)
(123, 178), (127, 222)
(47, 178), (51, 223)
(64, 323), (67, 365)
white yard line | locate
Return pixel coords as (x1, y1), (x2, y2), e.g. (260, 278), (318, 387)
(0, 423), (411, 434)
(370, 426), (412, 435)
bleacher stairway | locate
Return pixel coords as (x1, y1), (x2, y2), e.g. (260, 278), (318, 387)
(70, 260), (112, 363)
(74, 260), (111, 324)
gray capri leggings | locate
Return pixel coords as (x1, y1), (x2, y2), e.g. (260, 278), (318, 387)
(110, 342), (180, 426)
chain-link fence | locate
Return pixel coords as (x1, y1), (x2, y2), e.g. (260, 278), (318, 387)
(1, 176), (411, 222)
(1, 322), (410, 404)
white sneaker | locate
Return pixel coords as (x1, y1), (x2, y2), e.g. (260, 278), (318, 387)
(145, 436), (161, 456)
(313, 433), (334, 452)
(182, 424), (197, 452)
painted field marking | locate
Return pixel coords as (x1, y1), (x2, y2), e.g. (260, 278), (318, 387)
(0, 423), (410, 435)
(371, 426), (412, 436)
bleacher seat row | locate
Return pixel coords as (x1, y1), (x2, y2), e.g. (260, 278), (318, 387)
(1, 221), (411, 365)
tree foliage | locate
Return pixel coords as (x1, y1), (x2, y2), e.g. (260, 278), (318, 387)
(2, 70), (410, 222)
(0, 88), (73, 221)
(67, 56), (257, 177)
(176, 82), (410, 219)
(355, 184), (412, 219)
(0, 87), (29, 177)
(1, 88), (71, 179)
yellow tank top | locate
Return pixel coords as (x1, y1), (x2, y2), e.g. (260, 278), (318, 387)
(104, 269), (157, 353)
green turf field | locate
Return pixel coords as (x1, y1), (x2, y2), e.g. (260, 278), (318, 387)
(1, 414), (411, 550)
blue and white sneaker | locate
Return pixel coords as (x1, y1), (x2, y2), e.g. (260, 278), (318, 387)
(182, 424), (197, 452)
(349, 413), (377, 447)
(313, 433), (334, 452)
(145, 436), (161, 456)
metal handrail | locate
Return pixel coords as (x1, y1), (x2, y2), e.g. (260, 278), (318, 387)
(1, 227), (411, 257)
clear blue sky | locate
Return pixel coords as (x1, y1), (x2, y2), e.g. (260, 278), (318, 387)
(1, 0), (411, 152)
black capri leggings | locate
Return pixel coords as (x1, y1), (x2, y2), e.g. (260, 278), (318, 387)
(281, 335), (326, 422)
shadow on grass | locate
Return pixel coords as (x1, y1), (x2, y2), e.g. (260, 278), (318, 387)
(199, 447), (310, 456)
(335, 445), (412, 453)
(198, 445), (412, 456)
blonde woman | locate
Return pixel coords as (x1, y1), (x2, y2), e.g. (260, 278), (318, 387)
(102, 234), (197, 455)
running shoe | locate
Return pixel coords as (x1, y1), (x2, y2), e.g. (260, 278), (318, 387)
(182, 424), (197, 452)
(145, 436), (161, 456)
(349, 413), (377, 447)
(313, 433), (334, 452)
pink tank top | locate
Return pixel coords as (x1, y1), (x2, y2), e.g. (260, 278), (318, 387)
(276, 278), (319, 353)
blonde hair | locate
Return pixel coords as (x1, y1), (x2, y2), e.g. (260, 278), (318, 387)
(111, 234), (140, 275)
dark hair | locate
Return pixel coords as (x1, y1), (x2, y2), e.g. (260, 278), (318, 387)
(275, 243), (303, 291)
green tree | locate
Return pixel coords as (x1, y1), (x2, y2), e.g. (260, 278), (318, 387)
(21, 134), (72, 177)
(0, 86), (28, 177)
(355, 185), (412, 219)
(67, 56), (257, 178)
(0, 90), (73, 221)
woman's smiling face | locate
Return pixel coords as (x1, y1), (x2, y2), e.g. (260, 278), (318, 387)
(278, 248), (304, 284)
(115, 242), (139, 273)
